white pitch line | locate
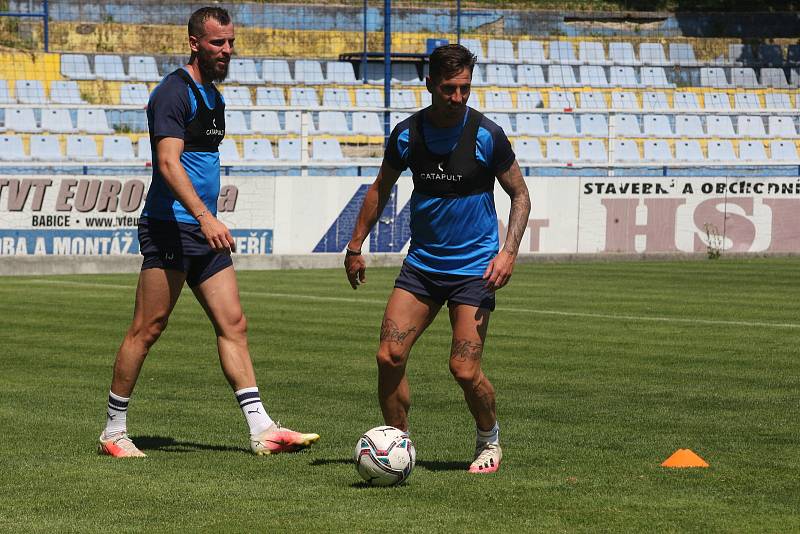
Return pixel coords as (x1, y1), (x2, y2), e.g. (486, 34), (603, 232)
(14, 278), (800, 330)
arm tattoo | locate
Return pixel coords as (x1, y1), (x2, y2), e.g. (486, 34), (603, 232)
(503, 193), (532, 256)
(380, 318), (417, 345)
(450, 339), (484, 362)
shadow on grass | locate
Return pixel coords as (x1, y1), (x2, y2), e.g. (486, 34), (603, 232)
(311, 457), (468, 472)
(133, 435), (245, 454)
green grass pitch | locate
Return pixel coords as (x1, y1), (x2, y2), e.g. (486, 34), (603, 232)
(0, 258), (798, 532)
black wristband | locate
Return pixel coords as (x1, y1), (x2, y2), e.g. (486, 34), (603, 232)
(345, 247), (362, 256)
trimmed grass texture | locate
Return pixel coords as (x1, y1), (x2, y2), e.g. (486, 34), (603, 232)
(0, 259), (798, 532)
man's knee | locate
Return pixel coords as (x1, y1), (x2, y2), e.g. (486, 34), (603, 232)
(376, 344), (408, 371)
(450, 361), (481, 386)
(130, 314), (169, 348)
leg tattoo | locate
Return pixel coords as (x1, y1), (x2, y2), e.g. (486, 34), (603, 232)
(450, 339), (484, 362)
(380, 318), (417, 345)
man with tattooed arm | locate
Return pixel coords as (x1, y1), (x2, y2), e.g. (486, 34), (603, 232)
(343, 44), (531, 474)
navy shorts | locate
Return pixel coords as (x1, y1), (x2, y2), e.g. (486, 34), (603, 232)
(138, 217), (233, 288)
(394, 261), (496, 311)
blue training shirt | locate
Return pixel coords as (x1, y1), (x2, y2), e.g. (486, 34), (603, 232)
(385, 109), (515, 275)
(142, 68), (223, 224)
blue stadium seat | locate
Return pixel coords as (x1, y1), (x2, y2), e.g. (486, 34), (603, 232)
(16, 80), (47, 104)
(513, 139), (544, 161)
(700, 68), (731, 88)
(548, 65), (579, 87)
(352, 112), (383, 136)
(485, 64), (517, 86)
(51, 81), (86, 104)
(355, 89), (382, 108)
(223, 86), (252, 106)
(119, 83), (149, 105)
(487, 113), (514, 135)
(611, 140), (640, 162)
(518, 41), (547, 64)
(579, 65), (608, 87)
(548, 114), (578, 136)
(770, 140), (800, 162)
(611, 92), (637, 109)
(579, 92), (606, 109)
(673, 92), (701, 110)
(488, 39), (515, 63)
(312, 138), (344, 160)
(729, 44), (756, 66)
(284, 112), (301, 134)
(706, 115), (735, 136)
(578, 41), (610, 65)
(290, 87), (319, 107)
(643, 114), (673, 137)
(737, 115), (767, 137)
(224, 110), (250, 135)
(517, 90), (544, 109)
(103, 136), (136, 161)
(516, 113), (547, 135)
(316, 111), (350, 134)
(137, 136), (151, 161)
(579, 114), (608, 136)
(294, 60), (326, 85)
(707, 140), (737, 161)
(761, 68), (790, 89)
(391, 90), (417, 109)
(614, 114), (641, 136)
(470, 65), (488, 86)
(243, 139), (275, 161)
(768, 116), (797, 137)
(278, 138), (301, 160)
(227, 59), (261, 84)
(642, 91), (669, 110)
(578, 139), (607, 162)
(675, 140), (705, 162)
(326, 61), (359, 85)
(66, 135), (98, 160)
(731, 68), (759, 88)
(675, 115), (706, 137)
(61, 54), (95, 80)
(548, 90), (576, 109)
(459, 39), (486, 63)
(609, 66), (640, 88)
(322, 88), (352, 108)
(546, 139), (576, 161)
(218, 139), (241, 164)
(250, 110), (283, 135)
(7, 108), (40, 132)
(128, 56), (160, 82)
(669, 43), (700, 66)
(392, 63), (424, 85)
(0, 135), (29, 160)
(517, 65), (547, 86)
(609, 42), (639, 65)
(261, 60), (293, 84)
(703, 92), (731, 110)
(734, 93), (761, 110)
(643, 140), (672, 162)
(95, 55), (129, 81)
(256, 87), (286, 106)
(738, 140), (768, 162)
(549, 41), (579, 65)
(30, 135), (63, 161)
(41, 108), (76, 133)
(484, 90), (514, 110)
(639, 67), (674, 88)
(390, 112), (411, 130)
(640, 43), (671, 66)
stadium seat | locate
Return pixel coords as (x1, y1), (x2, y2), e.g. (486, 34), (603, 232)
(770, 140), (800, 162)
(579, 92), (606, 109)
(256, 87), (286, 106)
(547, 65), (579, 87)
(611, 140), (641, 162)
(261, 60), (293, 84)
(516, 113), (546, 135)
(50, 81), (86, 104)
(669, 43), (700, 66)
(0, 80), (12, 104)
(322, 88), (352, 108)
(41, 109), (76, 133)
(326, 61), (359, 85)
(703, 92), (731, 110)
(284, 111), (302, 133)
(227, 59), (260, 84)
(706, 115), (735, 136)
(30, 135), (63, 161)
(316, 111), (350, 134)
(517, 90), (544, 109)
(609, 67), (639, 88)
(643, 140), (672, 162)
(738, 140), (768, 162)
(352, 112), (383, 136)
(77, 109), (113, 134)
(517, 40), (547, 64)
(673, 92), (701, 110)
(223, 86), (252, 106)
(95, 55), (129, 81)
(392, 63), (424, 85)
(546, 139), (575, 161)
(737, 115), (767, 137)
(390, 112), (411, 130)
(218, 139), (241, 164)
(731, 68), (759, 88)
(640, 67), (674, 88)
(6, 108), (40, 132)
(611, 92), (637, 109)
(790, 69), (800, 87)
(639, 43), (670, 66)
(290, 87), (319, 107)
(675, 140), (705, 162)
(103, 136), (135, 160)
(250, 110), (283, 134)
(513, 139), (543, 161)
(579, 114), (608, 136)
(675, 115), (706, 137)
(548, 90), (576, 109)
(224, 110), (250, 134)
(355, 89), (382, 108)
(0, 135), (29, 160)
(642, 91), (669, 110)
(549, 41), (579, 65)
(120, 83), (149, 105)
(643, 114), (673, 137)
(734, 93), (761, 110)
(517, 65), (547, 86)
(364, 63), (388, 85)
(128, 55), (160, 82)
(459, 39), (486, 62)
(609, 42), (639, 65)
(243, 138), (275, 161)
(470, 65), (488, 86)
(484, 90), (513, 110)
(758, 44), (784, 67)
(768, 116), (798, 137)
(137, 136), (151, 161)
(312, 138), (343, 160)
(61, 54), (95, 80)
(488, 39), (516, 63)
(295, 60), (326, 85)
(548, 114), (578, 136)
(486, 64), (517, 86)
(16, 80), (47, 104)
(614, 114), (641, 136)
(487, 113), (514, 135)
(761, 68), (790, 89)
(65, 135), (99, 160)
(277, 139), (300, 161)
(578, 139), (607, 162)
(700, 68), (732, 88)
(578, 41), (610, 65)
(579, 65), (609, 87)
(389, 90), (416, 108)
(707, 140), (737, 161)
(729, 44), (756, 66)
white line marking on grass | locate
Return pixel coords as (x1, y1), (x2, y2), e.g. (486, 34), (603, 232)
(18, 278), (800, 329)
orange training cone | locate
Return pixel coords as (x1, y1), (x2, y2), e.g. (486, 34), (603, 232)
(661, 449), (709, 468)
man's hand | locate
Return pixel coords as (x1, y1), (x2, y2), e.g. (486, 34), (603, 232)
(199, 214), (236, 253)
(344, 251), (366, 290)
(482, 250), (516, 291)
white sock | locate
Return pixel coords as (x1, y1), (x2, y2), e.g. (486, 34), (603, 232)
(104, 391), (129, 436)
(476, 421), (500, 445)
(235, 387), (274, 436)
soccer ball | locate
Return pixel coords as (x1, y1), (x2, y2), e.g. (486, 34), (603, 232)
(354, 426), (416, 486)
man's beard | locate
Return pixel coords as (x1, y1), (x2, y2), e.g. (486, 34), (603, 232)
(197, 49), (228, 82)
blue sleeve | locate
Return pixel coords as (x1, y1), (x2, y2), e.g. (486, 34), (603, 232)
(384, 123), (409, 172)
(149, 77), (191, 140)
(477, 119), (515, 175)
